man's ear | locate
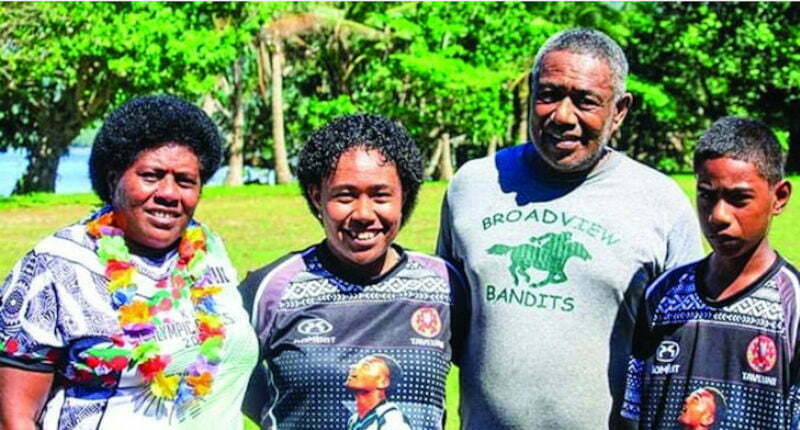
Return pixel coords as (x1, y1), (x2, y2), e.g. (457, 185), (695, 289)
(610, 92), (633, 134)
(700, 411), (715, 427)
(772, 179), (792, 215)
(376, 374), (390, 391)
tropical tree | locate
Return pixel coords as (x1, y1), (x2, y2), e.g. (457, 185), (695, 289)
(0, 2), (239, 194)
(624, 2), (800, 171)
(254, 4), (384, 184)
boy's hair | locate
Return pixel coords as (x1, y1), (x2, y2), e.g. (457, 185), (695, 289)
(693, 116), (784, 184)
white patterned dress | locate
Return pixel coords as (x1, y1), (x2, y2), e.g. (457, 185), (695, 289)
(0, 222), (258, 430)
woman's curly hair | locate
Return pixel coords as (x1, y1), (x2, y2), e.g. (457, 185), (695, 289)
(296, 114), (424, 226)
(89, 95), (222, 203)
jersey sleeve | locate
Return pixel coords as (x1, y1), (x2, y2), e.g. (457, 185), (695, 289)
(435, 191), (461, 267)
(445, 259), (470, 367)
(0, 252), (64, 372)
(620, 285), (656, 423)
(237, 254), (296, 426)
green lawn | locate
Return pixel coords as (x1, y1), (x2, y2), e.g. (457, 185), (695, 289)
(1, 176), (798, 429)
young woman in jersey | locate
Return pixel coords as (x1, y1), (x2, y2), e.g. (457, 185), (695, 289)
(240, 114), (467, 430)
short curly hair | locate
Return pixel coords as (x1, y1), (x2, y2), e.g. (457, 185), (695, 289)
(296, 114), (424, 226)
(89, 95), (222, 203)
(694, 116), (784, 184)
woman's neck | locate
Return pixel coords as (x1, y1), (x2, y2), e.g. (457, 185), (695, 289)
(124, 237), (178, 258)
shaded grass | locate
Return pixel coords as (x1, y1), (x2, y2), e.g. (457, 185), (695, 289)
(1, 176), (798, 430)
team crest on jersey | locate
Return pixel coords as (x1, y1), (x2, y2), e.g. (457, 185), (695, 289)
(746, 334), (777, 373)
(486, 231), (591, 288)
(411, 307), (441, 338)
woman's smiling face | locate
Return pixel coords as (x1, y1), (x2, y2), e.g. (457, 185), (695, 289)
(111, 143), (201, 251)
(312, 147), (403, 276)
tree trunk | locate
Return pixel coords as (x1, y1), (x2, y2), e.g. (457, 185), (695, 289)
(787, 99), (800, 173)
(488, 135), (499, 157)
(13, 112), (80, 195)
(271, 41), (293, 184)
(225, 58), (245, 186)
(425, 139), (444, 178)
(438, 133), (454, 181)
(13, 140), (63, 194)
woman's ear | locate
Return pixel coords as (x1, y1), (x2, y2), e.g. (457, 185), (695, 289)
(107, 172), (118, 201)
(309, 185), (323, 219)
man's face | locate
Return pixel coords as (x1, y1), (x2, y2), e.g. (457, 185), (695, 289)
(345, 357), (390, 393)
(678, 389), (717, 430)
(696, 157), (790, 259)
(530, 50), (631, 173)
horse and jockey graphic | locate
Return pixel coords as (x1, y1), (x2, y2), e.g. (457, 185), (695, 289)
(487, 231), (591, 288)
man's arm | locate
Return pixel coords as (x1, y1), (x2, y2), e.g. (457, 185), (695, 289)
(664, 192), (704, 270)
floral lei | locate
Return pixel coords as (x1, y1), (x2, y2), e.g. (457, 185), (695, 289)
(83, 207), (225, 407)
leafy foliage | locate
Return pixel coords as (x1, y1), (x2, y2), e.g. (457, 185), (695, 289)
(3, 2), (800, 194)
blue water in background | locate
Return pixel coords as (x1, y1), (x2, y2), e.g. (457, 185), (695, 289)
(0, 147), (240, 196)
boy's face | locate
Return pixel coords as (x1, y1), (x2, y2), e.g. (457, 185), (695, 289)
(696, 156), (790, 258)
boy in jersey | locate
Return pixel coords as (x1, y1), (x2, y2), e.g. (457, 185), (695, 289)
(345, 354), (411, 430)
(621, 117), (797, 428)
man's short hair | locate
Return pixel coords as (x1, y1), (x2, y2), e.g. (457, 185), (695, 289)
(693, 116), (784, 184)
(530, 28), (629, 100)
(371, 354), (403, 396)
(702, 387), (727, 429)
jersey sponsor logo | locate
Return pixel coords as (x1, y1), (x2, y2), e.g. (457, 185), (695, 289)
(741, 371), (778, 386)
(411, 307), (441, 338)
(746, 334), (777, 373)
(656, 340), (680, 363)
(297, 318), (334, 336)
(486, 231), (591, 288)
(651, 363), (680, 375)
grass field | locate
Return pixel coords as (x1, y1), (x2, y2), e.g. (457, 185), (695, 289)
(1, 176), (798, 429)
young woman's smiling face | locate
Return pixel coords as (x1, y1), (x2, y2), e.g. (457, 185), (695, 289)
(312, 147), (403, 277)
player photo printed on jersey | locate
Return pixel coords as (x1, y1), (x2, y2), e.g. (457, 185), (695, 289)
(678, 387), (727, 430)
(345, 354), (413, 430)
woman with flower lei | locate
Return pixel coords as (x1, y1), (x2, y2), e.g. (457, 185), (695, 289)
(0, 96), (258, 429)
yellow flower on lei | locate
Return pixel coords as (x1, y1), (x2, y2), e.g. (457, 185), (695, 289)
(150, 372), (180, 399)
(186, 372), (213, 396)
(183, 227), (205, 248)
(107, 266), (136, 292)
(119, 301), (151, 325)
(191, 285), (223, 300)
(196, 312), (222, 329)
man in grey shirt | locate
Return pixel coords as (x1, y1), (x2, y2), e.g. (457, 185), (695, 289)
(437, 28), (703, 429)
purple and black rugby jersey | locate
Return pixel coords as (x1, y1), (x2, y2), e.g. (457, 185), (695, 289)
(239, 243), (468, 430)
(622, 256), (800, 429)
